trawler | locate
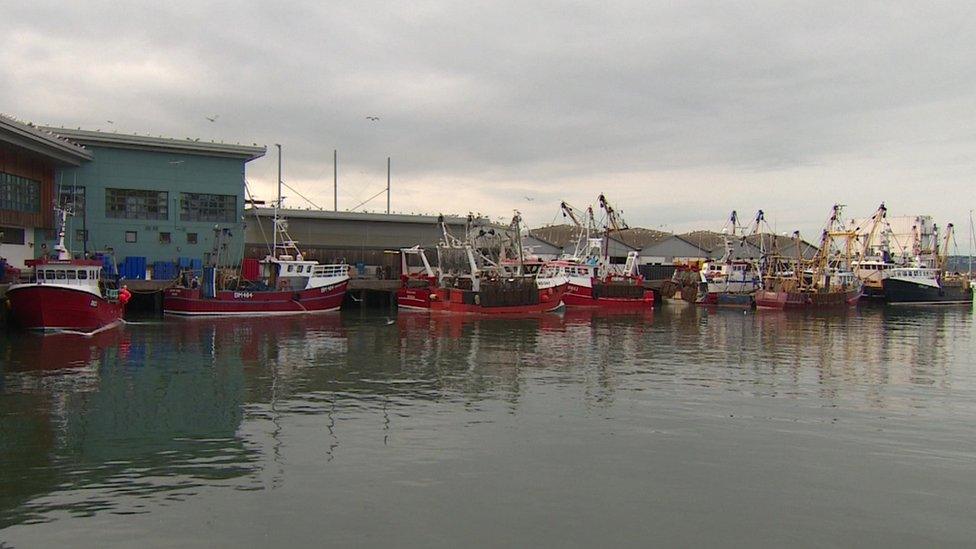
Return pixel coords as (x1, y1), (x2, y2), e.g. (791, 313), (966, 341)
(396, 213), (566, 314)
(684, 210), (764, 306)
(756, 204), (863, 308)
(535, 195), (653, 310)
(882, 222), (973, 305)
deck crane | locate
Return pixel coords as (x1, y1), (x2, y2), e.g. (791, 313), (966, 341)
(597, 194), (630, 261)
(560, 201), (598, 259)
(856, 203), (888, 261)
(937, 223), (955, 272)
(597, 193), (628, 233)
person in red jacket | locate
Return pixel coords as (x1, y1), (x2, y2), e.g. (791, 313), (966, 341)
(119, 285), (132, 307)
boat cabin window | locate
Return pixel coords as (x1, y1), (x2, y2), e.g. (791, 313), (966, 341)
(78, 270), (88, 280)
(37, 270), (46, 280)
(66, 270), (77, 280)
(287, 265), (294, 273)
(56, 270), (66, 280)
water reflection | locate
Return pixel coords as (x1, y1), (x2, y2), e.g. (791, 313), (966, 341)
(0, 306), (973, 532)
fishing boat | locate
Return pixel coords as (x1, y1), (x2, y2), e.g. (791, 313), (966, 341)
(683, 210), (764, 307)
(756, 204), (863, 309)
(396, 213), (567, 314)
(882, 267), (973, 305)
(6, 206), (125, 333)
(882, 222), (973, 305)
(537, 195), (653, 310)
(163, 145), (349, 316)
(849, 203), (897, 300)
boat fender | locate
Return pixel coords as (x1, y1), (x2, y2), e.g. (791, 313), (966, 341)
(474, 294), (480, 305)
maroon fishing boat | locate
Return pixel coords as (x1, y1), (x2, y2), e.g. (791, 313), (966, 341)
(164, 145), (348, 317)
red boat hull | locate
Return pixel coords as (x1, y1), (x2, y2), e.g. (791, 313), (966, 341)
(755, 288), (861, 309)
(397, 284), (567, 314)
(163, 281), (348, 316)
(396, 286), (433, 310)
(6, 285), (123, 332)
(563, 283), (655, 310)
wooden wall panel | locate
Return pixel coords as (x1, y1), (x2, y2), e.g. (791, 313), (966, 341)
(0, 146), (55, 229)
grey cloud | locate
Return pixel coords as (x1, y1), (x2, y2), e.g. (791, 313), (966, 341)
(3, 1), (975, 233)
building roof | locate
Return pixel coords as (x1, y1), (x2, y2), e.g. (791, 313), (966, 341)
(529, 224), (637, 251)
(676, 230), (726, 253)
(611, 227), (672, 249)
(639, 235), (712, 258)
(0, 114), (93, 166)
(529, 224), (582, 248)
(247, 207), (479, 226)
(39, 126), (266, 161)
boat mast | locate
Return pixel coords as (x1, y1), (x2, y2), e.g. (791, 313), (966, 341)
(53, 203), (71, 261)
(273, 143), (281, 258)
(969, 210), (974, 277)
(510, 210), (525, 276)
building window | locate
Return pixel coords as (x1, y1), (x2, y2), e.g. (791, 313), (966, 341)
(59, 186), (86, 218)
(0, 172), (41, 213)
(75, 229), (88, 242)
(125, 230), (138, 243)
(0, 226), (26, 245)
(106, 188), (169, 220)
(159, 232), (171, 244)
(179, 192), (236, 222)
(186, 232), (198, 244)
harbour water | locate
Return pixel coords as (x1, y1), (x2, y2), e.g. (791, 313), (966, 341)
(1, 305), (975, 547)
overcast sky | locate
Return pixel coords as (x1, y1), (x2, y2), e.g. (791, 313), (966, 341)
(3, 1), (974, 242)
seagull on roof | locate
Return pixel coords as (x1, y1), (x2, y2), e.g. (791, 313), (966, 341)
(366, 116), (380, 121)
(206, 114), (219, 122)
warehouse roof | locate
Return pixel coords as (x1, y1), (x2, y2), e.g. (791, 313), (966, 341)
(39, 126), (266, 161)
(0, 114), (93, 165)
(247, 207), (481, 225)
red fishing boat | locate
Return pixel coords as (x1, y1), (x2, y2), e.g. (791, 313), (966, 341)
(6, 208), (126, 333)
(164, 145), (349, 317)
(396, 213), (566, 314)
(538, 257), (653, 310)
(537, 195), (653, 310)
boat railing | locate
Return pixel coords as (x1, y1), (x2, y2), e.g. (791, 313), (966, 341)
(312, 263), (349, 278)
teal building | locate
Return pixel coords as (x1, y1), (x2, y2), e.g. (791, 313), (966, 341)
(38, 128), (265, 271)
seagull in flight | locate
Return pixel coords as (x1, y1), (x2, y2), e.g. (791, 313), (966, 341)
(106, 120), (114, 124)
(366, 116), (380, 121)
(206, 114), (219, 122)
(523, 196), (534, 201)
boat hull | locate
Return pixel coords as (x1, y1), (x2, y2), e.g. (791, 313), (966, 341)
(163, 281), (348, 316)
(396, 286), (433, 310)
(755, 288), (861, 309)
(398, 284), (566, 314)
(882, 278), (974, 305)
(563, 283), (655, 310)
(6, 285), (123, 332)
(701, 292), (755, 307)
